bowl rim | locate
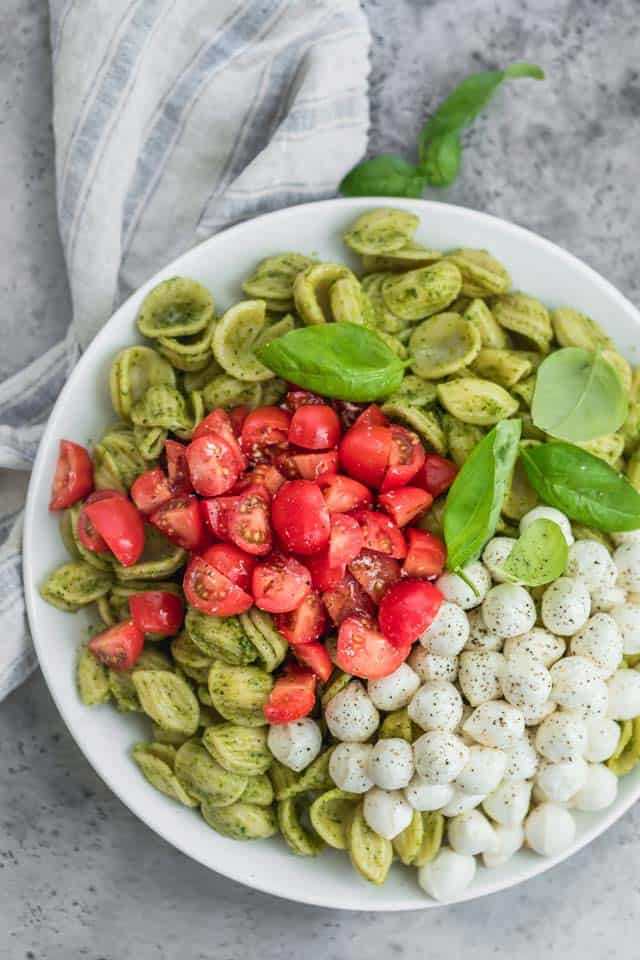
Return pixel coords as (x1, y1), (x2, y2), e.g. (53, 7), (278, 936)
(23, 197), (640, 910)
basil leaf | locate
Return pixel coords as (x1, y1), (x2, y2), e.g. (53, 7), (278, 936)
(257, 323), (406, 402)
(519, 441), (640, 532)
(339, 155), (426, 199)
(421, 131), (462, 188)
(501, 518), (568, 586)
(531, 347), (628, 441)
(444, 418), (522, 571)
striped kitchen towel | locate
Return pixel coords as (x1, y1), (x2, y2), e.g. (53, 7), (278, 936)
(0, 0), (370, 699)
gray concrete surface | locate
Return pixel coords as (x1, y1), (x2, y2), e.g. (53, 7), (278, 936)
(3, 1), (640, 957)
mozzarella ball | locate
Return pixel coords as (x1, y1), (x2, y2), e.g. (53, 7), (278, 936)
(483, 779), (532, 826)
(324, 681), (379, 742)
(610, 603), (640, 655)
(435, 561), (491, 610)
(583, 717), (621, 763)
(482, 584), (536, 639)
(368, 662), (420, 711)
(465, 608), (504, 652)
(419, 601), (469, 656)
(448, 809), (495, 856)
(413, 730), (469, 784)
(405, 776), (454, 812)
(520, 506), (574, 546)
(483, 823), (525, 868)
(612, 530), (640, 546)
(455, 746), (507, 795)
(535, 712), (587, 762)
(329, 742), (374, 793)
(267, 718), (322, 772)
(614, 542), (640, 592)
(408, 646), (458, 683)
(418, 849), (476, 903)
(525, 803), (576, 857)
(521, 698), (557, 726)
(573, 763), (618, 812)
(458, 651), (505, 706)
(482, 537), (516, 583)
(408, 680), (463, 732)
(536, 756), (588, 803)
(566, 540), (617, 591)
(503, 733), (539, 781)
(542, 577), (591, 636)
(501, 651), (552, 709)
(570, 613), (623, 678)
(367, 738), (415, 790)
(591, 583), (627, 613)
(607, 668), (640, 720)
(564, 680), (610, 720)
(363, 788), (413, 840)
(463, 700), (525, 749)
(441, 787), (486, 816)
(503, 628), (566, 667)
(550, 655), (602, 709)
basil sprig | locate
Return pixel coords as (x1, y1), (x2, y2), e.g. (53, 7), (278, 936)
(444, 419), (521, 572)
(340, 63), (544, 196)
(257, 323), (406, 402)
(501, 518), (568, 586)
(520, 442), (640, 533)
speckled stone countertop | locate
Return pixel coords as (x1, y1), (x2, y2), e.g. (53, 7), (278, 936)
(3, 1), (640, 957)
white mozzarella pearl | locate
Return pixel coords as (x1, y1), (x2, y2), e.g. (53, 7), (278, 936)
(572, 763), (618, 811)
(481, 584), (536, 638)
(482, 779), (532, 826)
(535, 712), (587, 762)
(419, 601), (469, 656)
(607, 668), (640, 720)
(408, 680), (463, 732)
(408, 646), (458, 683)
(324, 681), (379, 742)
(455, 746), (507, 795)
(363, 788), (413, 840)
(563, 680), (610, 720)
(328, 742), (374, 793)
(413, 730), (469, 784)
(583, 717), (622, 763)
(612, 530), (640, 546)
(441, 787), (487, 816)
(447, 809), (496, 856)
(503, 628), (566, 667)
(501, 651), (552, 708)
(482, 537), (516, 583)
(541, 577), (591, 636)
(521, 698), (557, 726)
(418, 849), (476, 902)
(525, 803), (576, 857)
(570, 613), (623, 677)
(610, 603), (640, 655)
(462, 700), (525, 749)
(367, 662), (421, 711)
(267, 718), (322, 772)
(404, 776), (454, 812)
(502, 733), (539, 781)
(591, 583), (627, 613)
(536, 756), (589, 803)
(550, 655), (602, 709)
(614, 542), (640, 592)
(435, 561), (491, 610)
(367, 738), (415, 790)
(520, 506), (574, 546)
(482, 823), (525, 867)
(566, 539), (617, 591)
(458, 651), (505, 706)
(464, 608), (504, 651)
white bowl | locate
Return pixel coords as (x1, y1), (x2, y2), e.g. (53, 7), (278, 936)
(23, 198), (640, 910)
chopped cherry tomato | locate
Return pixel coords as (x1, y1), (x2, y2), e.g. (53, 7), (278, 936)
(333, 400), (367, 431)
(77, 489), (126, 553)
(328, 513), (363, 568)
(378, 486), (433, 527)
(292, 641), (333, 682)
(84, 497), (145, 567)
(200, 543), (256, 592)
(252, 553), (312, 613)
(322, 572), (375, 625)
(150, 495), (205, 551)
(88, 621), (144, 671)
(316, 473), (373, 513)
(286, 389), (323, 411)
(49, 440), (93, 510)
(339, 425), (392, 489)
(403, 529), (447, 579)
(186, 433), (241, 497)
(288, 404), (341, 450)
(263, 664), (316, 723)
(274, 591), (325, 645)
(378, 579), (443, 648)
(336, 614), (410, 680)
(348, 549), (401, 603)
(200, 495), (235, 540)
(351, 510), (407, 559)
(245, 463), (285, 495)
(271, 480), (330, 556)
(380, 425), (425, 492)
(131, 467), (173, 514)
(192, 409), (247, 470)
(183, 555), (252, 616)
(164, 440), (193, 495)
(353, 404), (389, 429)
(228, 487), (272, 556)
(415, 453), (459, 498)
(229, 404), (250, 436)
(128, 591), (184, 637)
(305, 550), (346, 591)
(293, 450), (339, 480)
(241, 406), (291, 462)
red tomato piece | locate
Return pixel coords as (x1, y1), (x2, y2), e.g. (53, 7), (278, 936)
(415, 453), (459, 498)
(336, 615), (410, 680)
(128, 591), (184, 637)
(292, 641), (333, 682)
(339, 425), (392, 489)
(353, 404), (389, 429)
(164, 440), (194, 495)
(351, 510), (407, 559)
(305, 550), (346, 592)
(286, 389), (324, 411)
(403, 529), (447, 579)
(150, 495), (205, 551)
(200, 543), (257, 592)
(185, 433), (241, 497)
(322, 572), (376, 626)
(252, 553), (312, 613)
(183, 555), (253, 616)
(288, 404), (341, 451)
(229, 404), (250, 436)
(316, 473), (373, 513)
(49, 440), (93, 510)
(293, 450), (339, 480)
(77, 489), (126, 553)
(263, 664), (316, 724)
(274, 590), (326, 645)
(333, 400), (367, 431)
(245, 463), (285, 495)
(348, 549), (401, 604)
(192, 409), (247, 471)
(378, 579), (443, 648)
(378, 486), (433, 527)
(88, 621), (144, 671)
(328, 513), (363, 568)
(227, 487), (272, 556)
(381, 425), (425, 492)
(131, 467), (173, 515)
(200, 495), (235, 541)
(271, 480), (330, 556)
(84, 497), (145, 567)
(241, 406), (291, 462)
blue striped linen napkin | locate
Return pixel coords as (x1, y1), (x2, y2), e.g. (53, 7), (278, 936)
(0, 0), (370, 700)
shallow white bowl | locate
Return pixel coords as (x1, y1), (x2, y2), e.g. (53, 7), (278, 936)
(23, 198), (640, 910)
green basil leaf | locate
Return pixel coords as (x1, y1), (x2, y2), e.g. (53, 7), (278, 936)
(257, 323), (406, 402)
(444, 418), (522, 571)
(422, 131), (462, 188)
(501, 518), (568, 586)
(519, 441), (640, 532)
(531, 347), (628, 441)
(339, 155), (426, 199)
